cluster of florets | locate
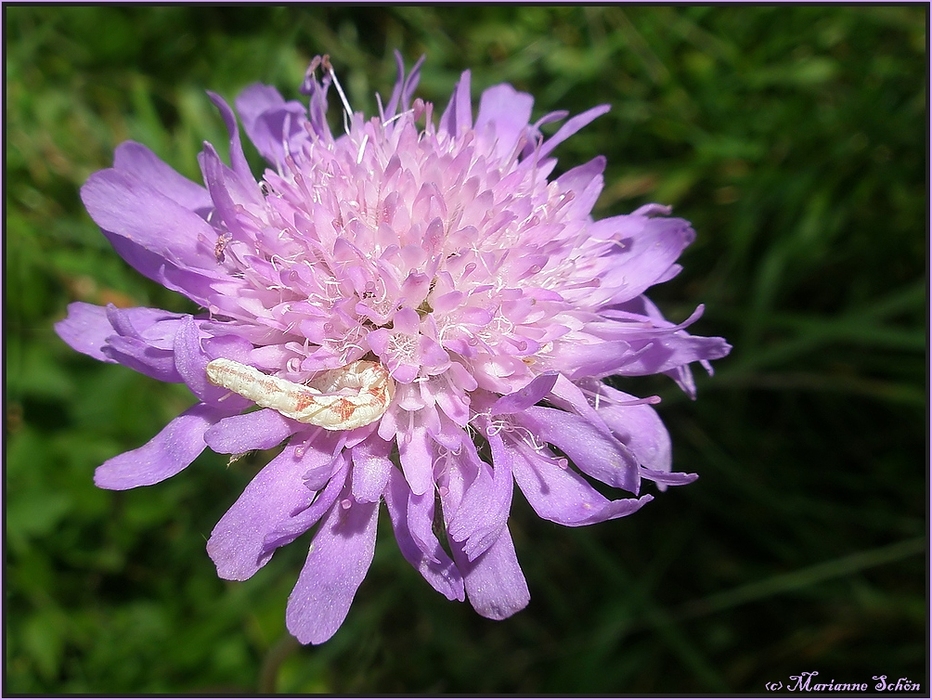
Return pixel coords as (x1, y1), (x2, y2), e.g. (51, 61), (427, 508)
(55, 53), (730, 643)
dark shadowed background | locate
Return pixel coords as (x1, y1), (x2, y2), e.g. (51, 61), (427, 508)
(5, 5), (927, 694)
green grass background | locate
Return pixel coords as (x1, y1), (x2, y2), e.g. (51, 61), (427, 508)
(5, 5), (927, 694)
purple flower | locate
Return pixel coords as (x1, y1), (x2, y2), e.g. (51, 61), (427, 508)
(55, 53), (730, 644)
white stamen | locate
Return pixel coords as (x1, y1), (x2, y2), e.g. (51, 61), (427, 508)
(356, 133), (369, 165)
(326, 59), (354, 133)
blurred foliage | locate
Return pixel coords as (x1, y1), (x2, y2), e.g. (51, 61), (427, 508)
(5, 5), (927, 695)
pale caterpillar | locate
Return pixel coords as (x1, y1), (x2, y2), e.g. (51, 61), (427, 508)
(206, 358), (395, 431)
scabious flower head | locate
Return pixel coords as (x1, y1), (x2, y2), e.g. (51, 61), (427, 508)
(56, 53), (730, 644)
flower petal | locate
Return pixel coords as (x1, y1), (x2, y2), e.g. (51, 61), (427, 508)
(382, 50), (426, 121)
(451, 525), (529, 621)
(55, 302), (124, 363)
(285, 492), (380, 644)
(555, 156), (605, 218)
(203, 408), (296, 454)
(397, 415), (434, 496)
(107, 305), (189, 350)
(508, 434), (653, 526)
(383, 469), (465, 601)
(538, 104), (610, 159)
(198, 142), (255, 241)
(594, 385), (673, 476)
(614, 334), (732, 377)
(94, 402), (226, 490)
(439, 70), (473, 136)
(207, 440), (334, 580)
(171, 320), (251, 413)
(640, 467), (698, 487)
(490, 372), (558, 415)
(260, 454), (348, 559)
(300, 55), (335, 138)
(97, 305), (186, 382)
(474, 83), (534, 160)
(105, 233), (222, 306)
(597, 216), (697, 304)
(80, 168), (218, 271)
(56, 303), (202, 383)
(112, 141), (212, 215)
(235, 84), (307, 168)
(518, 405), (640, 494)
(173, 315), (228, 404)
(447, 432), (513, 561)
(207, 91), (253, 185)
(102, 334), (181, 383)
(404, 488), (443, 564)
(350, 435), (393, 503)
